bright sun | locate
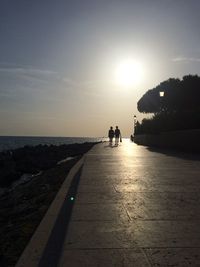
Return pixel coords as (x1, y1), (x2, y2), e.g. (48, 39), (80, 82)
(114, 59), (144, 87)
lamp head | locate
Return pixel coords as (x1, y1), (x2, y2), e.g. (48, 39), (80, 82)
(159, 91), (164, 97)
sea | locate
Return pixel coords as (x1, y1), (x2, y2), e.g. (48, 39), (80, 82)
(0, 136), (105, 152)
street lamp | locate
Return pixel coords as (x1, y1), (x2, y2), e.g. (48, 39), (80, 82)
(130, 115), (137, 141)
(133, 115), (137, 135)
(159, 91), (164, 97)
(159, 91), (165, 111)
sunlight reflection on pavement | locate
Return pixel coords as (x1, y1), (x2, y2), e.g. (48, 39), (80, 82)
(58, 139), (200, 266)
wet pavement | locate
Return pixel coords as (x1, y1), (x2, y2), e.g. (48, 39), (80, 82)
(57, 140), (200, 266)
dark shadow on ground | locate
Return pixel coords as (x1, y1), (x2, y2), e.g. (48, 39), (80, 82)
(38, 165), (83, 267)
(146, 146), (200, 161)
(104, 144), (117, 148)
(104, 145), (120, 148)
(104, 145), (112, 148)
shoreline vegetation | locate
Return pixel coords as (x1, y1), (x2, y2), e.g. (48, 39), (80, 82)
(0, 142), (99, 267)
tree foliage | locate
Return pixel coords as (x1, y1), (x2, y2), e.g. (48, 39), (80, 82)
(136, 75), (200, 134)
(137, 75), (200, 114)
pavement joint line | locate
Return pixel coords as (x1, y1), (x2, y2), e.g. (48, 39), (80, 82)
(61, 218), (198, 223)
(130, 219), (200, 221)
(57, 246), (200, 250)
(58, 249), (152, 251)
(15, 155), (85, 267)
(141, 247), (200, 249)
(68, 220), (134, 223)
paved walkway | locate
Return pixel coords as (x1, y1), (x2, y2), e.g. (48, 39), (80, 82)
(16, 139), (200, 266)
(56, 140), (200, 266)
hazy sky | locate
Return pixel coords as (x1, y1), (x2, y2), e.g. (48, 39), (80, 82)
(1, 0), (200, 137)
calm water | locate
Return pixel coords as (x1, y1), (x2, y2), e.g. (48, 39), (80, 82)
(0, 136), (105, 152)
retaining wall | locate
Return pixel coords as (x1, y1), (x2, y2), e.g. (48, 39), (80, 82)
(134, 129), (200, 152)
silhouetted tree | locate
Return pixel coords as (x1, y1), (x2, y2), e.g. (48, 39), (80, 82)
(137, 75), (200, 114)
(136, 75), (200, 133)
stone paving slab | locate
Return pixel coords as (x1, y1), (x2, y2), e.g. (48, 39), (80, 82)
(134, 220), (200, 247)
(71, 203), (130, 222)
(125, 202), (200, 220)
(58, 249), (150, 267)
(144, 248), (200, 267)
(62, 221), (138, 249)
(77, 184), (116, 193)
(75, 191), (124, 204)
(116, 184), (200, 193)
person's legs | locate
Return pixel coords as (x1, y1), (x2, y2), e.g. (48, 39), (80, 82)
(115, 137), (119, 146)
(109, 137), (113, 146)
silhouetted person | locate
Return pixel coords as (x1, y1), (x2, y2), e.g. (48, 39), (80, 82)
(114, 126), (122, 146)
(108, 126), (114, 146)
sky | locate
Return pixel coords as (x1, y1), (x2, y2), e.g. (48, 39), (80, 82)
(0, 0), (200, 137)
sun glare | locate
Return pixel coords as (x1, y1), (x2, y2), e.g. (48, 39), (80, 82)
(114, 59), (144, 87)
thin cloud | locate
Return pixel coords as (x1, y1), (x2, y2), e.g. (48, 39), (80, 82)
(0, 63), (101, 90)
(62, 77), (104, 97)
(0, 65), (62, 101)
(62, 77), (99, 88)
(0, 65), (58, 80)
(0, 63), (104, 100)
(172, 57), (200, 62)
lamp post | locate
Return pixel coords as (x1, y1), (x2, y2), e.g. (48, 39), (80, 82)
(130, 115), (137, 141)
(159, 91), (165, 111)
(133, 115), (137, 135)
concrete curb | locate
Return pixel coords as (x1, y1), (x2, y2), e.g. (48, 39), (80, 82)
(15, 156), (85, 267)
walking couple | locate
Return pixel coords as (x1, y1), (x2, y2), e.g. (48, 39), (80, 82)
(108, 126), (122, 146)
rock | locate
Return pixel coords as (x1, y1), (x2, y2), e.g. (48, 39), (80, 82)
(0, 142), (98, 188)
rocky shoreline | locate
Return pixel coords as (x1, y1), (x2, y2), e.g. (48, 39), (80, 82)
(0, 142), (98, 267)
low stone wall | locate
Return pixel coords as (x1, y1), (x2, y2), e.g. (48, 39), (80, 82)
(134, 129), (200, 152)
